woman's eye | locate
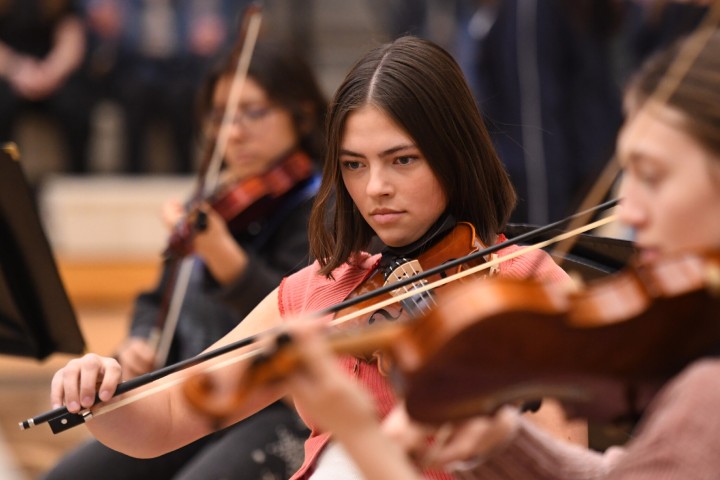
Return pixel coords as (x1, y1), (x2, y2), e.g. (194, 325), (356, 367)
(639, 174), (661, 188)
(395, 155), (417, 165)
(244, 106), (272, 120)
(341, 160), (362, 170)
(635, 167), (663, 188)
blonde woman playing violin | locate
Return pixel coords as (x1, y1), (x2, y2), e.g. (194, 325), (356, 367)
(48, 36), (585, 479)
(283, 27), (720, 480)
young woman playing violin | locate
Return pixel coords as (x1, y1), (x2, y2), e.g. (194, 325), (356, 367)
(48, 36), (586, 479)
(44, 40), (326, 480)
(282, 27), (720, 480)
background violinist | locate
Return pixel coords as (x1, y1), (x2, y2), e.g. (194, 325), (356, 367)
(44, 39), (327, 480)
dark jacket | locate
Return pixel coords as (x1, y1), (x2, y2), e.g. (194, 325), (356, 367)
(129, 171), (319, 364)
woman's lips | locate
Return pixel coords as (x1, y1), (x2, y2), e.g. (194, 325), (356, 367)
(370, 210), (403, 225)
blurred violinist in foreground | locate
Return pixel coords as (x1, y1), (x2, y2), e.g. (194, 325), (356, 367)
(44, 40), (326, 480)
(47, 36), (586, 479)
(283, 25), (720, 480)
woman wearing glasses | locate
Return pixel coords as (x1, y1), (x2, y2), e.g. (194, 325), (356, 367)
(45, 40), (326, 480)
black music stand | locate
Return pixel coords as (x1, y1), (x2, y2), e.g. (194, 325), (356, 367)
(0, 144), (85, 359)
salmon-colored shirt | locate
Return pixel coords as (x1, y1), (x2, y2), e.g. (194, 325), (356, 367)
(278, 242), (569, 479)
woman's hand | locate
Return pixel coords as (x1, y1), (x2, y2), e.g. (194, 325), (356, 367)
(382, 404), (519, 471)
(284, 322), (422, 480)
(191, 205), (248, 284)
(162, 200), (247, 284)
(284, 321), (379, 439)
(50, 354), (122, 412)
(161, 199), (186, 231)
(114, 337), (156, 381)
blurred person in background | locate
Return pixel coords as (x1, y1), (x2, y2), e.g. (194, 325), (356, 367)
(459, 0), (625, 225)
(0, 0), (90, 174)
(79, 0), (246, 174)
(44, 38), (327, 480)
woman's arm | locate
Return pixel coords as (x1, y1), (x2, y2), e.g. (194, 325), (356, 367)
(50, 289), (288, 458)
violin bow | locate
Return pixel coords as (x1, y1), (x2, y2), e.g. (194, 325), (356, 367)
(196, 3), (264, 197)
(149, 4), (264, 368)
(20, 200), (619, 434)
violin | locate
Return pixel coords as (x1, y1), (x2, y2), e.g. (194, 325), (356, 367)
(334, 222), (486, 330)
(181, 248), (720, 428)
(398, 249), (720, 426)
(165, 150), (315, 258)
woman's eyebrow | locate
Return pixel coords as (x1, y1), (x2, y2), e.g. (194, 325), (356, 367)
(339, 144), (416, 159)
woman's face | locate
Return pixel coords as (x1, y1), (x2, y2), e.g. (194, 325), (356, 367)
(339, 105), (448, 247)
(617, 103), (720, 262)
(211, 76), (299, 178)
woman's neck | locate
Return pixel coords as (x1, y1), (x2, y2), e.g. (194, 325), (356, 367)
(381, 212), (456, 259)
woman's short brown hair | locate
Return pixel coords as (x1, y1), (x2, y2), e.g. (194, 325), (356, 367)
(309, 36), (516, 275)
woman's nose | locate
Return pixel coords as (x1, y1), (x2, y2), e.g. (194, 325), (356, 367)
(616, 178), (645, 229)
(226, 118), (249, 139)
(365, 167), (392, 197)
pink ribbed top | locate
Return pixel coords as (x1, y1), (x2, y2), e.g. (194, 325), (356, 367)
(279, 243), (569, 479)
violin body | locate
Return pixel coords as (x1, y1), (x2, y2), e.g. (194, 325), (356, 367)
(396, 250), (720, 426)
(166, 151), (314, 258)
(211, 150), (314, 228)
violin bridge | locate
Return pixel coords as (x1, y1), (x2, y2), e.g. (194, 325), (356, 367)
(384, 259), (424, 297)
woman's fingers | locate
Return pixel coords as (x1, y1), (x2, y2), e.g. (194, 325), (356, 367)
(431, 406), (520, 469)
(49, 354), (122, 411)
(116, 338), (155, 380)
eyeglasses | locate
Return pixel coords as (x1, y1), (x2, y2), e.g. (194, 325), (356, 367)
(208, 105), (275, 130)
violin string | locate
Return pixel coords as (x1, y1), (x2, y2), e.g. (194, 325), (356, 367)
(394, 260), (438, 317)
